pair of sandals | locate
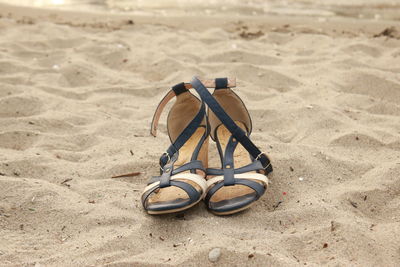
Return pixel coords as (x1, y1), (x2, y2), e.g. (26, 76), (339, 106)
(142, 77), (273, 215)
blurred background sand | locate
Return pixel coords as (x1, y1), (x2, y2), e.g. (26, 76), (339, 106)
(0, 0), (399, 266)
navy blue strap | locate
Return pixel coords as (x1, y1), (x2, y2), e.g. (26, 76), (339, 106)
(171, 181), (200, 202)
(233, 161), (264, 174)
(158, 86), (207, 168)
(206, 160), (264, 176)
(144, 154), (203, 207)
(235, 179), (265, 198)
(222, 135), (238, 186)
(160, 101), (205, 167)
(148, 160), (205, 185)
(215, 78), (228, 89)
(204, 178), (265, 205)
(191, 77), (272, 174)
(158, 159), (205, 185)
(172, 160), (205, 175)
(158, 152), (178, 187)
(172, 82), (188, 96)
(142, 82), (209, 211)
(142, 180), (200, 208)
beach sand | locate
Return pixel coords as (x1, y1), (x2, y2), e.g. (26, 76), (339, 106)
(0, 1), (400, 266)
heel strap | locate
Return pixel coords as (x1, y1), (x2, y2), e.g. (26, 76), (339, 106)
(150, 82), (188, 137)
(150, 78), (237, 137)
(191, 76), (273, 174)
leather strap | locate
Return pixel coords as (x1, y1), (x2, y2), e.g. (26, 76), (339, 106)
(150, 89), (176, 137)
(151, 78), (237, 137)
(222, 135), (238, 186)
(190, 77), (273, 174)
(206, 161), (264, 176)
(215, 77), (228, 89)
(159, 100), (206, 168)
(204, 178), (266, 205)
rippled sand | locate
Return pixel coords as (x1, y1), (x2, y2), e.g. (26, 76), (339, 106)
(1, 0), (400, 20)
(0, 2), (400, 266)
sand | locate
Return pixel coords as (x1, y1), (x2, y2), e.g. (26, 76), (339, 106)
(0, 1), (400, 266)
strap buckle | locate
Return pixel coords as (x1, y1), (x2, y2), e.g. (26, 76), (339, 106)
(255, 152), (266, 160)
(255, 152), (272, 170)
(164, 152), (171, 163)
(159, 152), (171, 170)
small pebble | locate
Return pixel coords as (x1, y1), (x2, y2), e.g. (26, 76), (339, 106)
(208, 248), (221, 262)
(52, 64), (60, 70)
(298, 177), (304, 181)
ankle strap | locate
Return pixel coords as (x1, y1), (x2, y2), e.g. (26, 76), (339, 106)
(151, 79), (237, 137)
(190, 76), (273, 174)
(150, 82), (188, 137)
(152, 79), (234, 168)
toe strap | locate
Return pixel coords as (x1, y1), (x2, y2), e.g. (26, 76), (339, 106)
(141, 173), (207, 210)
(206, 173), (268, 188)
(204, 173), (268, 205)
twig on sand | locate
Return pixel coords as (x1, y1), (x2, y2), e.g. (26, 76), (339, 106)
(349, 200), (358, 208)
(61, 178), (73, 187)
(112, 172), (141, 178)
(273, 201), (283, 210)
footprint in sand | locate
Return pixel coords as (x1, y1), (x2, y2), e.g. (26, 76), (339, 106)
(0, 96), (43, 117)
(342, 73), (400, 104)
(232, 64), (300, 92)
(342, 43), (382, 58)
(206, 50), (281, 65)
(0, 131), (39, 151)
(339, 165), (400, 223)
(329, 133), (385, 148)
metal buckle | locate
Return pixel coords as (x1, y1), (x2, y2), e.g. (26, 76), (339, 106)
(255, 152), (266, 160)
(255, 152), (271, 170)
(164, 152), (171, 163)
(159, 152), (171, 171)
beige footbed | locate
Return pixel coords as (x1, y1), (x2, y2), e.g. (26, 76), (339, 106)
(145, 91), (208, 214)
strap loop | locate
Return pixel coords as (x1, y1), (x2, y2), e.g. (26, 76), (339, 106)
(215, 78), (228, 89)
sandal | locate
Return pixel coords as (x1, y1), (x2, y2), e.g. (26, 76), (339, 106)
(142, 79), (235, 214)
(191, 77), (273, 215)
